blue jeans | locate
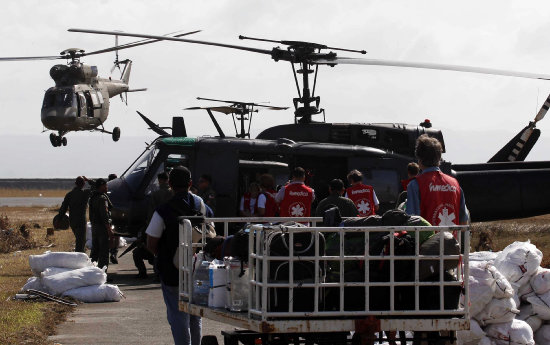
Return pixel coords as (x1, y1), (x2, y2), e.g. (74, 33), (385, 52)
(161, 282), (202, 345)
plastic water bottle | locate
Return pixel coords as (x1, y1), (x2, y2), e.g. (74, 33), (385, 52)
(225, 257), (249, 312)
(192, 260), (210, 306)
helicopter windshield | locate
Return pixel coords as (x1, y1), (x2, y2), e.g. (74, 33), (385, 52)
(42, 89), (77, 109)
(122, 146), (159, 192)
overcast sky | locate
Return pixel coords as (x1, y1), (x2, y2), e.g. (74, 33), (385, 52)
(1, 0), (550, 178)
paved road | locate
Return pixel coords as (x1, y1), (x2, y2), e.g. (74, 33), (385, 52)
(49, 246), (232, 345)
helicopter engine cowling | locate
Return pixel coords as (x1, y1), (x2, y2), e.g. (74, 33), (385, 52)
(49, 63), (98, 87)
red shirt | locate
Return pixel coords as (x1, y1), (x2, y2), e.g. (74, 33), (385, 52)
(241, 193), (258, 215)
(279, 183), (314, 217)
(261, 189), (278, 217)
(401, 177), (414, 192)
(346, 183), (376, 217)
(415, 170), (461, 225)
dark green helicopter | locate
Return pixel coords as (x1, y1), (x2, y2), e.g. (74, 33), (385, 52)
(69, 28), (550, 237)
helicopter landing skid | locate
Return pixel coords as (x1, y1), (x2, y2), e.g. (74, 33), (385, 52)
(49, 132), (67, 147)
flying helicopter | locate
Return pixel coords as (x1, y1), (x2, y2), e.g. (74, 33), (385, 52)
(184, 97), (289, 138)
(68, 28), (550, 237)
(0, 30), (199, 147)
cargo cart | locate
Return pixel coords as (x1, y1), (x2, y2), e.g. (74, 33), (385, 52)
(178, 217), (470, 345)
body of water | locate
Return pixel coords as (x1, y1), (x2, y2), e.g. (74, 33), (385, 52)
(0, 197), (63, 207)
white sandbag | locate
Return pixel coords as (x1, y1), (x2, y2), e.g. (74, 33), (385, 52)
(457, 319), (485, 345)
(478, 336), (495, 345)
(474, 297), (519, 326)
(29, 251), (91, 275)
(534, 324), (550, 345)
(118, 237), (127, 248)
(470, 261), (514, 299)
(485, 319), (535, 345)
(464, 275), (495, 316)
(42, 266), (106, 296)
(21, 276), (47, 293)
(519, 281), (535, 302)
(518, 304), (543, 333)
(494, 241), (542, 286)
(529, 267), (550, 295)
(470, 251), (498, 263)
(527, 290), (550, 320)
(62, 284), (122, 303)
(41, 267), (74, 278)
(85, 222), (92, 249)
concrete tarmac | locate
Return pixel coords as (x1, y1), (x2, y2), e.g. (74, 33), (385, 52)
(49, 245), (232, 345)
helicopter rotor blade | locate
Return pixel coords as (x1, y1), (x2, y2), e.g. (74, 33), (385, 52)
(69, 28), (272, 56)
(136, 111), (171, 136)
(534, 93), (550, 123)
(84, 30), (202, 57)
(313, 57), (550, 81)
(0, 55), (64, 62)
(185, 106), (237, 115)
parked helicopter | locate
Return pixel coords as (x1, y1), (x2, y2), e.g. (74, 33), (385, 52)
(0, 30), (199, 147)
(68, 28), (550, 236)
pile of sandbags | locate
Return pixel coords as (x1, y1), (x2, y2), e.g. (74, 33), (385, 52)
(459, 241), (546, 345)
(21, 251), (122, 303)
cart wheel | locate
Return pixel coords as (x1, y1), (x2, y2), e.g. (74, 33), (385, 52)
(201, 335), (219, 345)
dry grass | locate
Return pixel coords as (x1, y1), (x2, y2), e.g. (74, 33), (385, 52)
(0, 188), (66, 198)
(0, 206), (75, 345)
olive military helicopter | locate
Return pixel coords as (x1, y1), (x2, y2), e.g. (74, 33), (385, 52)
(68, 28), (550, 237)
(0, 30), (199, 147)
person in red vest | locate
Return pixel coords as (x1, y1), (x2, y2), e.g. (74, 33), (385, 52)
(257, 174), (278, 217)
(345, 169), (379, 217)
(406, 134), (469, 225)
(275, 167), (315, 217)
(239, 182), (260, 217)
(400, 162), (420, 192)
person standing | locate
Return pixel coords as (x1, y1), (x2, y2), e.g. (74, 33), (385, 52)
(315, 179), (358, 217)
(58, 176), (92, 253)
(276, 167), (315, 218)
(401, 162), (420, 192)
(406, 134), (469, 225)
(239, 182), (260, 217)
(133, 172), (173, 279)
(89, 178), (113, 270)
(197, 174), (216, 214)
(345, 169), (379, 217)
(146, 166), (203, 345)
(257, 174), (278, 217)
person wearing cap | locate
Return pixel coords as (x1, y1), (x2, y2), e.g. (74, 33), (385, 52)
(146, 166), (205, 345)
(89, 178), (114, 270)
(58, 176), (92, 253)
(315, 179), (358, 218)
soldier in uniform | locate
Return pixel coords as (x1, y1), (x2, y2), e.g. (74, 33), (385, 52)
(197, 174), (216, 213)
(89, 178), (113, 270)
(58, 176), (92, 252)
(406, 134), (469, 225)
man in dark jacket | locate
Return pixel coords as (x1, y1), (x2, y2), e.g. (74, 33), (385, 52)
(146, 166), (204, 345)
(89, 178), (113, 270)
(58, 176), (92, 252)
(315, 179), (358, 218)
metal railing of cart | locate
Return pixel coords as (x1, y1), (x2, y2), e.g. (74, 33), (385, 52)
(177, 217), (470, 334)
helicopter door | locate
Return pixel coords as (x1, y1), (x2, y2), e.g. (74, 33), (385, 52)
(83, 91), (94, 117)
(77, 92), (87, 118)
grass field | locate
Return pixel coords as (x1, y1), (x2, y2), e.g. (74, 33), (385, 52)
(0, 188), (67, 198)
(0, 206), (75, 345)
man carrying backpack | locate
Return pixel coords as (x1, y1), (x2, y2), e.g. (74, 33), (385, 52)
(146, 166), (204, 345)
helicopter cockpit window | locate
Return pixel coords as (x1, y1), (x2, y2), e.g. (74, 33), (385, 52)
(122, 147), (160, 192)
(42, 90), (77, 109)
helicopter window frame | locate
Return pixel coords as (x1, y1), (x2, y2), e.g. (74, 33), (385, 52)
(89, 90), (103, 109)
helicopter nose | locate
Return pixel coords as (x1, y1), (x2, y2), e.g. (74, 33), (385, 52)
(41, 107), (77, 129)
